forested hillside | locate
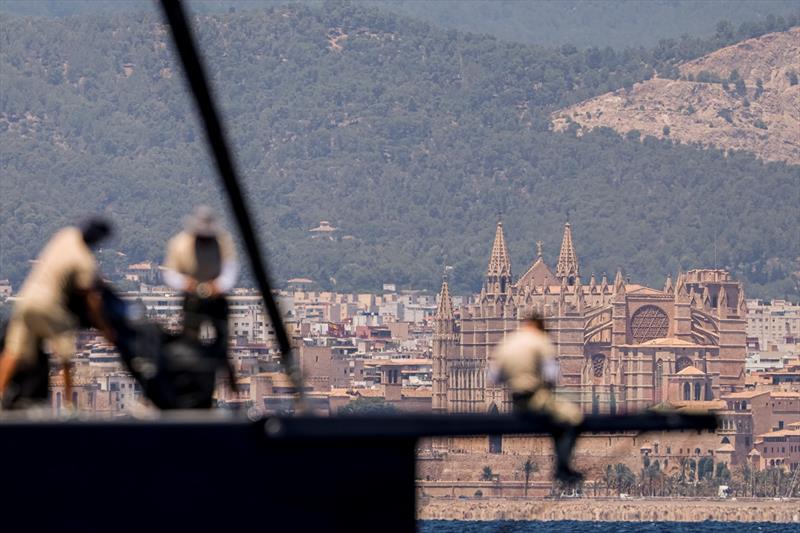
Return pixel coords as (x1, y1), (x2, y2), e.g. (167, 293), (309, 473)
(373, 0), (800, 48)
(1, 4), (798, 298)
(3, 0), (799, 48)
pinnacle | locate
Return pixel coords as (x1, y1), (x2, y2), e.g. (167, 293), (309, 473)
(436, 275), (454, 321)
(556, 222), (579, 281)
(486, 221), (512, 278)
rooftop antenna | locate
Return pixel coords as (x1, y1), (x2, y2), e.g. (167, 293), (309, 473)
(160, 0), (305, 409)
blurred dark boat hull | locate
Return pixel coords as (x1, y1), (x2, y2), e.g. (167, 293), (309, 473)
(0, 412), (715, 532)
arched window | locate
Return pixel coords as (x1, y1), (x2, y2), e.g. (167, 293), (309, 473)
(683, 383), (691, 401)
(488, 404), (502, 454)
(676, 357), (693, 372)
(591, 354), (606, 378)
(630, 305), (669, 343)
(694, 382), (702, 401)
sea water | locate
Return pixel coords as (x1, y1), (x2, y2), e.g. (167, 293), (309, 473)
(418, 521), (799, 532)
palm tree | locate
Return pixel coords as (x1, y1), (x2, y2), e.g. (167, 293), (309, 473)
(603, 464), (615, 496)
(521, 457), (539, 498)
(614, 463), (635, 495)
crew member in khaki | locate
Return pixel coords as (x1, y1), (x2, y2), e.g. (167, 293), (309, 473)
(492, 312), (584, 483)
(163, 205), (238, 305)
(0, 220), (113, 407)
(163, 206), (238, 405)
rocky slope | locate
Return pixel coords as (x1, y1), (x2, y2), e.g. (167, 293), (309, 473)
(552, 28), (800, 165)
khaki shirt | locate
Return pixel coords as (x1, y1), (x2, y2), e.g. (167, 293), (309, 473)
(6, 227), (97, 364)
(164, 230), (236, 282)
(16, 227), (97, 309)
(492, 328), (557, 394)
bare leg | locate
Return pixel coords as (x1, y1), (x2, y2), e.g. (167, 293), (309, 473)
(63, 362), (73, 409)
(0, 351), (20, 397)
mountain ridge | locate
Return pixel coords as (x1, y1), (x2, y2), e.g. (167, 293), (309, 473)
(551, 28), (800, 165)
(1, 5), (798, 299)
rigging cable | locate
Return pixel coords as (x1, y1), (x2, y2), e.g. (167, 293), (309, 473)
(159, 0), (305, 408)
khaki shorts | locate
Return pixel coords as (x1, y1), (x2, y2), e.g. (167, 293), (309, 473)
(527, 389), (583, 426)
(5, 300), (77, 365)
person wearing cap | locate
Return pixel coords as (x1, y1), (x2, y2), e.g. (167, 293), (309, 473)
(491, 311), (584, 483)
(163, 206), (238, 355)
(0, 219), (114, 408)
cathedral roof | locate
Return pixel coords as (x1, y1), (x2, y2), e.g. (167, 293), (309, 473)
(626, 285), (670, 297)
(676, 365), (706, 376)
(486, 221), (512, 278)
(516, 257), (556, 289)
(636, 337), (698, 348)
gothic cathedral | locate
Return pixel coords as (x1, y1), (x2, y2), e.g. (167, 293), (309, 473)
(432, 222), (747, 415)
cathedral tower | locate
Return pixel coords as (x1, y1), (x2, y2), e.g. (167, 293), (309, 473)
(556, 222), (579, 285)
(432, 272), (457, 413)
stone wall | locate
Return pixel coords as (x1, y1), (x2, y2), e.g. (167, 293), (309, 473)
(418, 497), (800, 522)
(418, 430), (724, 482)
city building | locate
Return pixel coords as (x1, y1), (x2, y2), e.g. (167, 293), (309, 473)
(746, 299), (800, 353)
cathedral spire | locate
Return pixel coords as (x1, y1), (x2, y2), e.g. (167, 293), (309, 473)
(674, 271), (688, 301)
(433, 268), (456, 414)
(702, 286), (711, 311)
(613, 268), (625, 295)
(663, 274), (673, 293)
(435, 270), (454, 323)
(485, 221), (512, 295)
(717, 285), (728, 317)
(737, 285), (747, 315)
(556, 222), (579, 285)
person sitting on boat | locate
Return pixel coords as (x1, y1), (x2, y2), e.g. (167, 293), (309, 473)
(491, 311), (584, 483)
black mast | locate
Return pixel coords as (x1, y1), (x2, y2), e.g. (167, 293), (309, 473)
(159, 0), (304, 406)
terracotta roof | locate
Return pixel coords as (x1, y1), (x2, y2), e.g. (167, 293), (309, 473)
(671, 400), (726, 412)
(757, 429), (800, 438)
(365, 358), (431, 367)
(748, 448), (761, 457)
(401, 388), (432, 398)
(676, 365), (706, 376)
(354, 388), (385, 398)
(723, 390), (770, 399)
(769, 391), (800, 398)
